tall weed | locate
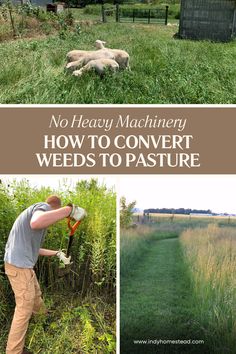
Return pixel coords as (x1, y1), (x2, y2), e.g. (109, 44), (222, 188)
(181, 224), (236, 352)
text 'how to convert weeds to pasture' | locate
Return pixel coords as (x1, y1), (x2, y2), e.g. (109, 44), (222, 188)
(36, 114), (200, 170)
(0, 106), (235, 174)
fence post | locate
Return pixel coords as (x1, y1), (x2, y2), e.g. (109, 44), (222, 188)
(165, 5), (169, 25)
(116, 4), (119, 23)
(148, 9), (151, 24)
(102, 5), (106, 23)
(133, 9), (135, 23)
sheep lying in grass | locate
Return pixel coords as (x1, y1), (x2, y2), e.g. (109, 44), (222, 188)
(95, 39), (130, 70)
(67, 49), (113, 63)
(72, 58), (119, 78)
(66, 49), (115, 72)
(67, 50), (88, 63)
(66, 40), (130, 78)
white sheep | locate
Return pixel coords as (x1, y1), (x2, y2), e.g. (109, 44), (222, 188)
(67, 49), (88, 63)
(66, 48), (115, 71)
(72, 58), (119, 78)
(95, 40), (130, 70)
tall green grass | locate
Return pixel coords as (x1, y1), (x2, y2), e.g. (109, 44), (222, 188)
(1, 22), (236, 103)
(0, 294), (115, 354)
(181, 224), (236, 353)
(120, 225), (155, 277)
(120, 224), (179, 278)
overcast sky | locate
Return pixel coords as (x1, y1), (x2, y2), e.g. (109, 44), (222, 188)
(119, 175), (236, 214)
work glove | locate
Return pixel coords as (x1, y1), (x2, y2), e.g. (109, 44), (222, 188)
(56, 250), (72, 265)
(67, 204), (87, 221)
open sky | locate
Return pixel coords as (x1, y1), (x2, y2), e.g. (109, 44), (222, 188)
(1, 175), (116, 192)
(119, 175), (236, 214)
(1, 175), (236, 214)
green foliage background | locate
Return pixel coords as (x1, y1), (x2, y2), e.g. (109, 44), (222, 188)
(0, 178), (116, 353)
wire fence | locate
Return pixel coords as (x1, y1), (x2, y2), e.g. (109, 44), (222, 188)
(101, 4), (169, 25)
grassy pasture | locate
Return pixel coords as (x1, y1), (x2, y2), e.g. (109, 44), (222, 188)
(121, 218), (236, 353)
(1, 18), (236, 103)
(134, 212), (236, 228)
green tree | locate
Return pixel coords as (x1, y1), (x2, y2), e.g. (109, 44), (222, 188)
(120, 197), (136, 229)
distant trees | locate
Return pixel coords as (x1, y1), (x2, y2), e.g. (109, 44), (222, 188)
(144, 208), (213, 215)
(69, 0), (180, 7)
(69, 0), (111, 8)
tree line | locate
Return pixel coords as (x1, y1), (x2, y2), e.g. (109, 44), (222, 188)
(144, 208), (213, 215)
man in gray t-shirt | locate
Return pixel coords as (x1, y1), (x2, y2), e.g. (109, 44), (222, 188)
(4, 195), (85, 354)
(5, 202), (52, 269)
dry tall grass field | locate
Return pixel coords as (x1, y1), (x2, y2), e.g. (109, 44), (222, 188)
(181, 224), (236, 352)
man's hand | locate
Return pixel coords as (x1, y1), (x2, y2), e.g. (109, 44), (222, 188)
(56, 250), (72, 265)
(68, 204), (87, 221)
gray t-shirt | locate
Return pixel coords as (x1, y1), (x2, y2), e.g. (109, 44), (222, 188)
(4, 202), (51, 268)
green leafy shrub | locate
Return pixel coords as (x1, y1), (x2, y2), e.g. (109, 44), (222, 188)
(120, 196), (136, 229)
(0, 2), (76, 41)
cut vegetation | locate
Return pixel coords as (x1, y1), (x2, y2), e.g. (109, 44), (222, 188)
(121, 217), (236, 353)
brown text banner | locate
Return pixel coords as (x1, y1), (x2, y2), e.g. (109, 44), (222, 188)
(0, 107), (235, 174)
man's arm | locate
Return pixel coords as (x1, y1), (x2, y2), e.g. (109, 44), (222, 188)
(39, 248), (72, 265)
(30, 206), (72, 230)
(39, 248), (58, 256)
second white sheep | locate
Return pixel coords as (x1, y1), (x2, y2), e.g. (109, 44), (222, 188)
(95, 40), (130, 70)
(66, 49), (115, 71)
(72, 58), (119, 77)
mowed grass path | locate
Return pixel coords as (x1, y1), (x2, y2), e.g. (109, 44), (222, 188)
(120, 235), (209, 354)
(1, 23), (236, 103)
